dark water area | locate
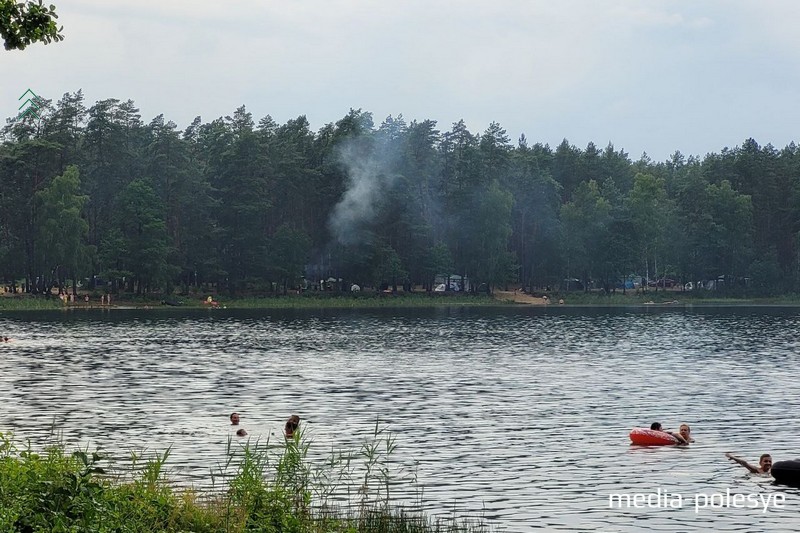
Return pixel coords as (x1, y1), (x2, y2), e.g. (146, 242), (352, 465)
(1, 306), (799, 531)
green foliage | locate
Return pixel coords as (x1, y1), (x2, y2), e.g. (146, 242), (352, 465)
(112, 178), (178, 292)
(466, 180), (515, 291)
(0, 428), (488, 533)
(626, 172), (674, 283)
(0, 0), (63, 51)
(371, 245), (407, 290)
(35, 165), (93, 290)
(561, 179), (611, 287)
(4, 96), (800, 298)
(0, 295), (61, 309)
(216, 294), (497, 309)
(268, 224), (312, 293)
(422, 243), (454, 289)
(701, 180), (753, 278)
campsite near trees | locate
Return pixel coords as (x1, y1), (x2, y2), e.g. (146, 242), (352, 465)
(1, 95), (798, 299)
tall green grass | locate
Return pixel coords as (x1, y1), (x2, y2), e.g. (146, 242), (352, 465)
(0, 293), (499, 312)
(0, 296), (63, 311)
(222, 293), (498, 309)
(0, 423), (490, 532)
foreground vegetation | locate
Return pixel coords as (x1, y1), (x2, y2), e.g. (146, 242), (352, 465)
(0, 425), (489, 533)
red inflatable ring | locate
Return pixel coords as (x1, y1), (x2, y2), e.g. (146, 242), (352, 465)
(629, 428), (680, 446)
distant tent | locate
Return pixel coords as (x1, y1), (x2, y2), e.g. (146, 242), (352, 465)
(433, 274), (470, 291)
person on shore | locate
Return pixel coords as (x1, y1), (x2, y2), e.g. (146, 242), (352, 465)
(726, 452), (772, 474)
(284, 415), (300, 438)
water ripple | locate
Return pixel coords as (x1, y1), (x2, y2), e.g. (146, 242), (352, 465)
(1, 306), (799, 531)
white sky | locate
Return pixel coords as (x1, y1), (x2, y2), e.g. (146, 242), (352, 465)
(2, 0), (799, 161)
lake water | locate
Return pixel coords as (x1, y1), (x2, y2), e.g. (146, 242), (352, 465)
(1, 306), (799, 531)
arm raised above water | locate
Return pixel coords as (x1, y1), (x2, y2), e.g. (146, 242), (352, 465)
(725, 452), (759, 473)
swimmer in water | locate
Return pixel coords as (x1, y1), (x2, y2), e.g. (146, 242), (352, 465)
(236, 428), (248, 437)
(726, 452), (772, 474)
(673, 423), (694, 444)
(284, 415), (300, 438)
(650, 422), (690, 444)
(230, 412), (240, 425)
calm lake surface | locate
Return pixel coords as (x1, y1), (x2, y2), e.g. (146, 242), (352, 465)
(1, 306), (799, 531)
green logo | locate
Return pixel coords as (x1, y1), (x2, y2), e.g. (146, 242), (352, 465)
(17, 88), (41, 120)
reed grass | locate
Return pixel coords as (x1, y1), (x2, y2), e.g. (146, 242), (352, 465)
(0, 422), (489, 532)
(7, 289), (800, 312)
(219, 293), (498, 309)
(538, 290), (763, 306)
(0, 293), (498, 311)
(0, 296), (62, 310)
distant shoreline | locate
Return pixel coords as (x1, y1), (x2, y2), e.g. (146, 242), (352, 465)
(3, 291), (800, 312)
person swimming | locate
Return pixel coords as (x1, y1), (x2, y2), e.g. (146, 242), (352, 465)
(726, 452), (772, 474)
(674, 423), (694, 443)
(229, 412), (248, 436)
(650, 422), (690, 444)
(284, 415), (300, 438)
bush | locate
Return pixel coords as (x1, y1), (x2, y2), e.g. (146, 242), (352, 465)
(0, 425), (489, 533)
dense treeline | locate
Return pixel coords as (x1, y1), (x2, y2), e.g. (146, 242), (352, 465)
(1, 91), (798, 297)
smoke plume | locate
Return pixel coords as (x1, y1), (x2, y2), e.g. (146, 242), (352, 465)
(328, 139), (399, 246)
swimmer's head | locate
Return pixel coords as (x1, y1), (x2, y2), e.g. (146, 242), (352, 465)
(650, 422), (662, 431)
(759, 454), (772, 472)
(679, 424), (691, 439)
(236, 428), (247, 437)
(230, 412), (240, 425)
(285, 415), (300, 437)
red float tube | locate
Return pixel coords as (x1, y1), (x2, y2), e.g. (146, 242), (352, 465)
(629, 428), (680, 446)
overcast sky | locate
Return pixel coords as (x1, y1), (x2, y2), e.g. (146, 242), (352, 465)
(3, 0), (799, 161)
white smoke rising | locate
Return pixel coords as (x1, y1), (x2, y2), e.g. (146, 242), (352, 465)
(329, 140), (398, 246)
